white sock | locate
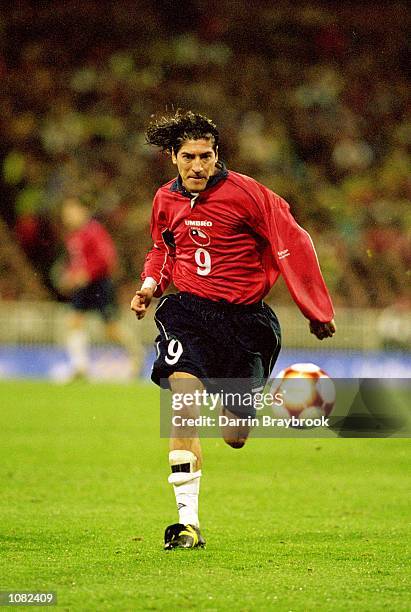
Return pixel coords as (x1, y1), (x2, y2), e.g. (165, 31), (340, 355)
(168, 450), (201, 527)
(66, 329), (88, 374)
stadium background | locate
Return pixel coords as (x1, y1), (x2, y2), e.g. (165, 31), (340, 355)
(0, 0), (410, 379)
(1, 3), (410, 610)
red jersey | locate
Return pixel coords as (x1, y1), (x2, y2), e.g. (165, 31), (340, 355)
(142, 166), (334, 322)
(66, 219), (117, 282)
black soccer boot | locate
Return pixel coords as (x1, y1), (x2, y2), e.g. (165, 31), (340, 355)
(164, 523), (206, 550)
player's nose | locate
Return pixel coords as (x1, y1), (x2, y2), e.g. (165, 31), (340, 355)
(192, 157), (202, 173)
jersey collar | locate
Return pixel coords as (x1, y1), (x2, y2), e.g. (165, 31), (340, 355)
(170, 161), (228, 197)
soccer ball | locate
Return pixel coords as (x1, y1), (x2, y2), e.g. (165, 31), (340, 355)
(271, 363), (335, 425)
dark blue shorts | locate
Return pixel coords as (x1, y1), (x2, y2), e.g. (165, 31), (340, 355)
(71, 277), (118, 322)
(152, 292), (281, 416)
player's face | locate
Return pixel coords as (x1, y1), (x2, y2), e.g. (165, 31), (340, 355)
(172, 139), (218, 193)
(61, 198), (89, 230)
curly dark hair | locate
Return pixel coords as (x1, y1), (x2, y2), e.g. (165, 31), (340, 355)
(145, 109), (219, 153)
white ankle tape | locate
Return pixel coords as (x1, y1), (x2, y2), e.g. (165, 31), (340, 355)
(168, 469), (202, 486)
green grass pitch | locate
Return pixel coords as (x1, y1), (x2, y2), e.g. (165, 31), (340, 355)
(0, 381), (410, 610)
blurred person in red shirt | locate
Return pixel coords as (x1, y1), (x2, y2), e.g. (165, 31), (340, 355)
(60, 195), (141, 380)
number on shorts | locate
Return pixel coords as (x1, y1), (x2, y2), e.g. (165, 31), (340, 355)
(165, 339), (183, 365)
(195, 248), (211, 276)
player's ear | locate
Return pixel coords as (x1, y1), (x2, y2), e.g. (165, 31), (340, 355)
(215, 145), (218, 162)
(171, 148), (177, 165)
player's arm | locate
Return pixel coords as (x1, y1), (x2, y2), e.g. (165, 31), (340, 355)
(250, 190), (335, 339)
(131, 245), (174, 319)
(131, 194), (174, 320)
(272, 197), (335, 338)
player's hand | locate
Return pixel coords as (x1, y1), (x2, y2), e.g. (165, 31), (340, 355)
(309, 319), (336, 340)
(61, 269), (89, 291)
(71, 270), (90, 289)
(131, 288), (154, 320)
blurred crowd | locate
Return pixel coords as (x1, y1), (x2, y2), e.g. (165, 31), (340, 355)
(0, 0), (409, 308)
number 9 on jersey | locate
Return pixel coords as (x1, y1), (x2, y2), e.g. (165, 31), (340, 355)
(195, 248), (211, 276)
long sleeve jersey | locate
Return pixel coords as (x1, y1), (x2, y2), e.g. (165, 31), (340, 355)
(142, 166), (334, 322)
(66, 219), (117, 282)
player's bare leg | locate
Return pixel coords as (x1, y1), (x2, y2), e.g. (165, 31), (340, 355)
(169, 372), (203, 468)
(165, 372), (205, 549)
(220, 406), (251, 449)
(104, 320), (144, 379)
(66, 311), (88, 379)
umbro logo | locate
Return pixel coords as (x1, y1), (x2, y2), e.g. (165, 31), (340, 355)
(278, 249), (290, 259)
(185, 220), (213, 227)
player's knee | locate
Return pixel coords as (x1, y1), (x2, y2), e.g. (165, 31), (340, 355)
(69, 313), (85, 330)
(104, 323), (119, 341)
(223, 437), (247, 449)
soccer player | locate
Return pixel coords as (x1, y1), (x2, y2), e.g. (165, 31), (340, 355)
(130, 111), (336, 549)
(60, 195), (141, 380)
